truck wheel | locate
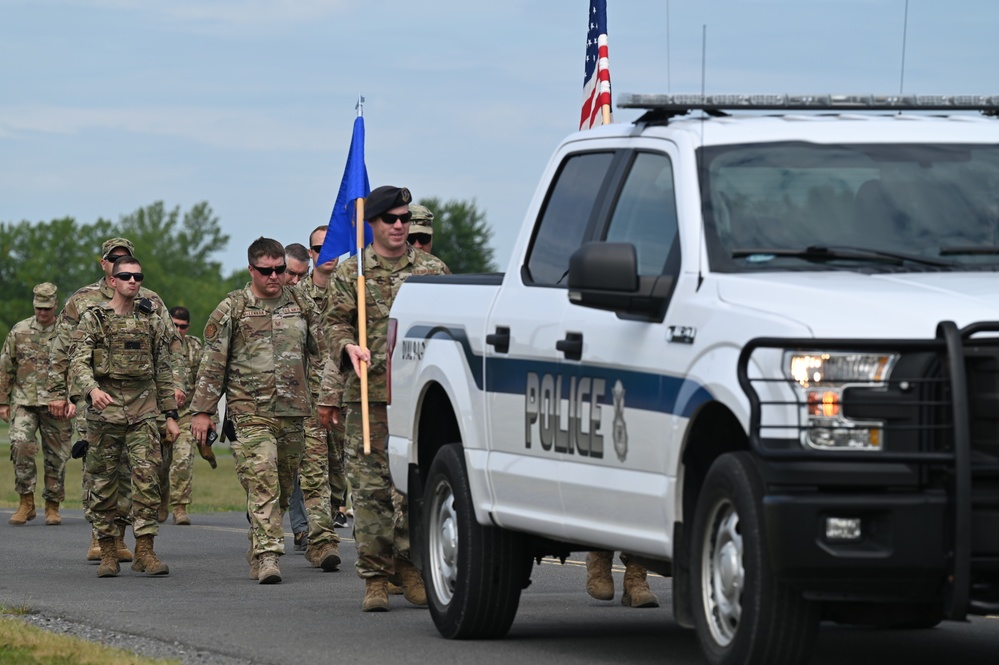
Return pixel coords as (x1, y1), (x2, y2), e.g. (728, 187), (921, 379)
(423, 443), (529, 639)
(691, 452), (819, 665)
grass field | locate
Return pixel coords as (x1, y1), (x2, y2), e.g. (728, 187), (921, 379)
(0, 606), (180, 665)
(0, 420), (247, 512)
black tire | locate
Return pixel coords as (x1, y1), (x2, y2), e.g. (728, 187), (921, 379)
(423, 443), (529, 639)
(691, 452), (820, 665)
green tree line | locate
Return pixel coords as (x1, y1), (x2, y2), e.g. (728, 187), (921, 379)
(0, 201), (244, 343)
(1, 197), (496, 343)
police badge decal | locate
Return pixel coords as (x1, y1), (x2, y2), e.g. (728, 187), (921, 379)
(612, 380), (628, 462)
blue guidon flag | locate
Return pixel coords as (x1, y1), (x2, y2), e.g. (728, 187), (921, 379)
(580, 0), (612, 130)
(317, 115), (372, 265)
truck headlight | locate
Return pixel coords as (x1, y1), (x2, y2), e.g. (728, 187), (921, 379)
(784, 351), (898, 451)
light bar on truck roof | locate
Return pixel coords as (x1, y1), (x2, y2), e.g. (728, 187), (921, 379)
(617, 93), (999, 114)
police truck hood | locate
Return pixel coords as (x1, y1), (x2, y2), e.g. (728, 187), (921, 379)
(716, 271), (999, 338)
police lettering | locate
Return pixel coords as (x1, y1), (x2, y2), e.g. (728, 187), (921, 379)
(524, 371), (604, 457)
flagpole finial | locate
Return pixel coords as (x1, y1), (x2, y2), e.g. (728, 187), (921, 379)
(356, 95), (365, 116)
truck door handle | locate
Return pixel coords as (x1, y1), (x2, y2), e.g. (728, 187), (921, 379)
(486, 326), (510, 354)
(556, 332), (583, 360)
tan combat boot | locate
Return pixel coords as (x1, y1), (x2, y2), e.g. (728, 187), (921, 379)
(246, 546), (260, 580)
(386, 581), (404, 595)
(396, 559), (428, 606)
(172, 505), (191, 526)
(8, 494), (36, 525)
(96, 537), (120, 578)
(87, 530), (102, 561)
(44, 500), (61, 526)
(306, 541), (341, 572)
(586, 551), (615, 601)
(131, 534), (169, 575)
(258, 553), (282, 584)
(115, 523), (133, 562)
(362, 577), (390, 612)
(621, 560), (660, 608)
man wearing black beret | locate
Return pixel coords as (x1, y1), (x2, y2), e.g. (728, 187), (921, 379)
(319, 185), (451, 612)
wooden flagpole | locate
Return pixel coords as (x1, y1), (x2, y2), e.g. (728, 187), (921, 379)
(356, 197), (371, 455)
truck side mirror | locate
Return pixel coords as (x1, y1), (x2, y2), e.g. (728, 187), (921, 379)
(567, 242), (671, 321)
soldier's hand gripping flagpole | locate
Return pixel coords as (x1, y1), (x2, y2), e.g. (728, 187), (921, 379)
(355, 197), (372, 455)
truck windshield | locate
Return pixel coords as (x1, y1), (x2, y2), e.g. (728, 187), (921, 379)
(701, 141), (999, 272)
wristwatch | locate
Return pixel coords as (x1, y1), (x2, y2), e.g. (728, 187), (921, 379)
(164, 410), (179, 421)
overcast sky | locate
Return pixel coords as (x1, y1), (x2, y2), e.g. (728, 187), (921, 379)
(2, 0), (996, 274)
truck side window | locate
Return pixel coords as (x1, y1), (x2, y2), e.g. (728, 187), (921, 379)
(604, 152), (679, 276)
(527, 152), (615, 286)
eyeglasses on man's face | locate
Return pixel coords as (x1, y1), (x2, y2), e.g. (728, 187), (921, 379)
(251, 264), (287, 276)
(378, 212), (412, 225)
(113, 272), (144, 282)
(409, 233), (432, 245)
(310, 244), (324, 254)
(105, 254), (130, 262)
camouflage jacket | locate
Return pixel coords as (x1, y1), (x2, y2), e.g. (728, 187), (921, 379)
(68, 301), (178, 424)
(190, 284), (326, 418)
(178, 334), (203, 417)
(323, 244), (450, 405)
(46, 277), (182, 402)
(0, 316), (58, 408)
(295, 272), (339, 401)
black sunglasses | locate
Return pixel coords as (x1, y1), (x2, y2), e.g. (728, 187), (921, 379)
(310, 244), (323, 253)
(379, 211), (412, 225)
(105, 254), (130, 262)
(175, 323), (190, 330)
(113, 272), (144, 282)
(35, 306), (54, 311)
(252, 264), (287, 276)
(409, 233), (432, 245)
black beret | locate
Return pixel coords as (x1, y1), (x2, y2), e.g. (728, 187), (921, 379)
(365, 185), (412, 221)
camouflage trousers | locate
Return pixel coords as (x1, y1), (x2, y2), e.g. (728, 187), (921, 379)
(299, 416), (341, 548)
(159, 412), (195, 507)
(8, 405), (71, 502)
(84, 418), (163, 539)
(344, 402), (410, 579)
(229, 414), (305, 557)
(80, 412), (131, 525)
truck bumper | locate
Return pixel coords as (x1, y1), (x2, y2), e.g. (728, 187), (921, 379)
(762, 492), (950, 600)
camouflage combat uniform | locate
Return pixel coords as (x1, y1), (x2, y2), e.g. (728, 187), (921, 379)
(160, 333), (203, 509)
(190, 285), (325, 558)
(292, 273), (344, 550)
(48, 277), (181, 526)
(0, 315), (72, 503)
(68, 300), (178, 539)
(322, 244), (450, 579)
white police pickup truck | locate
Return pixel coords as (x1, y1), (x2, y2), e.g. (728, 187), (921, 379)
(386, 94), (999, 665)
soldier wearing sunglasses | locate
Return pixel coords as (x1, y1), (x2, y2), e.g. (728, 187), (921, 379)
(317, 185), (451, 612)
(68, 256), (179, 578)
(45, 236), (183, 565)
(190, 237), (328, 584)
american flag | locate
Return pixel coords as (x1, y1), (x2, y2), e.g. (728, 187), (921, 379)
(580, 0), (611, 130)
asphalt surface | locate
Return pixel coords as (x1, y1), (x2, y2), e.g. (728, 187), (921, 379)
(1, 508), (997, 665)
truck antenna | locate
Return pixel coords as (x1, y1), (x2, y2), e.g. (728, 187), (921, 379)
(666, 0), (672, 93)
(898, 0), (909, 95)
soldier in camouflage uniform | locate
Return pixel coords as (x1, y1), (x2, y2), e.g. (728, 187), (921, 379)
(69, 256), (179, 578)
(0, 283), (72, 526)
(286, 226), (346, 571)
(158, 305), (207, 526)
(318, 186), (450, 612)
(190, 237), (327, 585)
(46, 237), (183, 562)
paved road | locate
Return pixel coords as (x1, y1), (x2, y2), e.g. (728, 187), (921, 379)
(1, 508), (997, 665)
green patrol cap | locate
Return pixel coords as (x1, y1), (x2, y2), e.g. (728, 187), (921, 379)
(33, 282), (58, 308)
(101, 237), (135, 260)
(408, 204), (434, 236)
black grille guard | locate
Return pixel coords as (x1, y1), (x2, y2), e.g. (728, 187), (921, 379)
(737, 320), (999, 620)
